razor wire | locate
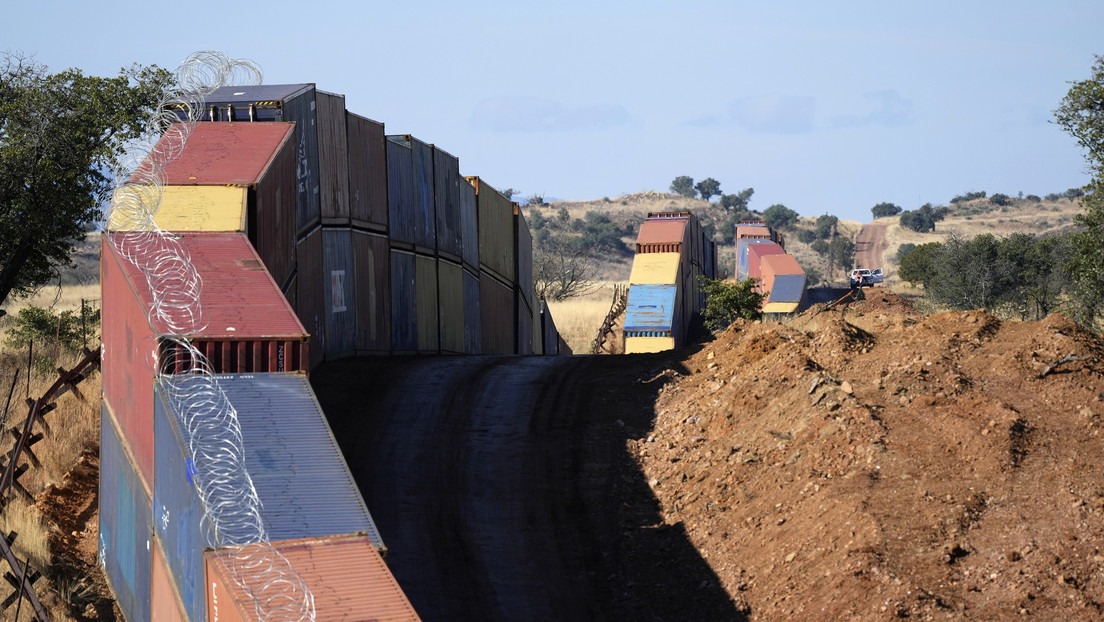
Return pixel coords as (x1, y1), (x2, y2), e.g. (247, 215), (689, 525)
(103, 50), (315, 621)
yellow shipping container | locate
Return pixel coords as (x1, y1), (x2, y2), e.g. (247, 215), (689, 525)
(110, 185), (248, 232)
(762, 301), (800, 314)
(628, 252), (681, 285)
(625, 336), (676, 354)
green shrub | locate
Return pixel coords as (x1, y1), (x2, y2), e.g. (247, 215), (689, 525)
(699, 277), (764, 331)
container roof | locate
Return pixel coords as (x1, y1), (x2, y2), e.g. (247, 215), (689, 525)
(747, 242), (786, 260)
(637, 219), (688, 245)
(625, 284), (677, 331)
(200, 83), (314, 103)
(145, 122), (294, 185)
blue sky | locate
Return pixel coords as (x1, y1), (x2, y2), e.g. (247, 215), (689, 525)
(4, 1), (1102, 221)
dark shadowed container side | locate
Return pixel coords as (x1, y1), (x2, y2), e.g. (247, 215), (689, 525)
(433, 146), (462, 262)
(470, 176), (516, 286)
(416, 254), (439, 353)
(317, 91), (350, 225)
(747, 242), (786, 281)
(438, 258), (465, 354)
(515, 204), (534, 315)
(463, 267), (482, 354)
(404, 135), (436, 253)
(386, 137), (416, 246)
(322, 227), (356, 359)
(282, 273), (297, 315)
(296, 227), (326, 369)
(480, 270), (515, 355)
(206, 535), (420, 622)
(459, 174), (479, 272)
(347, 112), (389, 232)
(390, 249), (418, 352)
(151, 537), (188, 622)
(353, 230), (391, 353)
(540, 300), (558, 356)
(704, 238), (716, 279)
(100, 402), (152, 622)
(530, 296), (543, 355)
(252, 123), (298, 292)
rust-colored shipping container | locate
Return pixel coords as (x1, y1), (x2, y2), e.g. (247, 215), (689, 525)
(151, 537), (188, 622)
(386, 137), (416, 247)
(636, 218), (688, 255)
(347, 112), (389, 232)
(296, 227), (326, 369)
(469, 176), (516, 286)
(416, 254), (439, 353)
(515, 203), (534, 315)
(322, 227), (356, 359)
(317, 91), (350, 226)
(434, 146), (462, 263)
(747, 242), (786, 281)
(480, 270), (514, 354)
(353, 230), (391, 353)
(459, 173), (479, 273)
(438, 258), (465, 354)
(205, 535), (421, 622)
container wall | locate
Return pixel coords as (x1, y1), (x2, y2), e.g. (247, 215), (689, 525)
(151, 121), (294, 186)
(251, 122), (299, 292)
(471, 177), (516, 286)
(628, 252), (681, 285)
(462, 268), (482, 354)
(433, 147), (463, 262)
(624, 284), (678, 333)
(459, 176), (479, 272)
(347, 112), (389, 231)
(322, 227), (356, 358)
(151, 537), (189, 622)
(353, 231), (391, 353)
(416, 254), (439, 353)
(636, 218), (688, 251)
(540, 301), (559, 356)
(517, 295), (534, 355)
(747, 242), (786, 281)
(386, 137), (416, 246)
(408, 136), (436, 253)
(480, 270), (514, 355)
(158, 338), (307, 375)
(515, 205), (534, 315)
(438, 259), (465, 354)
(736, 238), (778, 281)
(144, 185), (247, 232)
(624, 336), (676, 354)
(390, 249), (418, 352)
(317, 91), (350, 225)
(100, 402), (152, 622)
(296, 227), (326, 368)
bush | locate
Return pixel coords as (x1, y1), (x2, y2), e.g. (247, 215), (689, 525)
(814, 214), (838, 239)
(4, 305), (100, 352)
(762, 204), (799, 231)
(989, 193), (1012, 206)
(951, 190), (987, 204)
(871, 202), (903, 218)
(796, 229), (817, 244)
(699, 277), (764, 331)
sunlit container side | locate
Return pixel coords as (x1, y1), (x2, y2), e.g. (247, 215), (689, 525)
(469, 176), (516, 286)
(540, 300), (559, 356)
(628, 252), (681, 285)
(353, 231), (391, 353)
(438, 258), (465, 354)
(459, 174), (479, 273)
(317, 91), (350, 226)
(463, 268), (482, 354)
(480, 270), (514, 355)
(624, 284), (681, 354)
(347, 112), (389, 232)
(390, 249), (417, 352)
(154, 373), (385, 622)
(416, 254), (440, 353)
(434, 146), (463, 263)
(515, 203), (535, 316)
(296, 227), (326, 369)
(172, 83), (321, 238)
(395, 135), (436, 254)
(386, 137), (416, 247)
(100, 401), (152, 622)
(205, 535), (421, 622)
(747, 242), (786, 281)
(760, 254), (806, 314)
(636, 216), (688, 255)
(322, 227), (356, 359)
(736, 238), (779, 281)
(136, 121), (298, 290)
(151, 536), (188, 622)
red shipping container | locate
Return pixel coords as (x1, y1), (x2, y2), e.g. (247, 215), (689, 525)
(636, 218), (688, 254)
(151, 536), (189, 622)
(746, 242), (786, 281)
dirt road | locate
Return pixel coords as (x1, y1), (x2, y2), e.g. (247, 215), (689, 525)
(312, 354), (744, 621)
(854, 223), (888, 272)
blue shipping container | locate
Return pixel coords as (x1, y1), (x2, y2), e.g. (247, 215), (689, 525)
(434, 146), (463, 262)
(769, 273), (807, 303)
(390, 249), (418, 352)
(624, 284), (678, 335)
(459, 175), (479, 273)
(322, 227), (356, 358)
(736, 238), (777, 282)
(386, 137), (416, 246)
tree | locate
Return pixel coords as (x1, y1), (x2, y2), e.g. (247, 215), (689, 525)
(534, 231), (600, 301)
(670, 175), (696, 198)
(699, 276), (764, 331)
(501, 188), (517, 200)
(899, 203), (948, 233)
(871, 202), (903, 219)
(695, 177), (722, 202)
(898, 242), (943, 287)
(761, 204), (799, 230)
(828, 236), (856, 275)
(720, 187), (754, 211)
(0, 54), (172, 308)
(814, 213), (838, 240)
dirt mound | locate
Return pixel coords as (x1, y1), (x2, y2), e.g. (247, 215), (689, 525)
(633, 296), (1104, 619)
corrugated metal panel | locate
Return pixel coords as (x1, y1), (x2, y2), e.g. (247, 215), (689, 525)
(386, 138), (415, 246)
(252, 123), (299, 292)
(515, 204), (534, 314)
(470, 177), (515, 285)
(625, 336), (676, 354)
(736, 223), (772, 241)
(416, 254), (439, 353)
(765, 273), (806, 304)
(434, 146), (462, 262)
(400, 135), (436, 253)
(459, 175), (479, 272)
(480, 270), (514, 354)
(100, 402), (152, 622)
(347, 112), (389, 231)
(352, 231), (391, 353)
(517, 294), (534, 355)
(148, 121), (295, 186)
(628, 252), (681, 285)
(322, 228), (356, 358)
(463, 268), (482, 354)
(151, 536), (189, 622)
(636, 218), (688, 251)
(624, 284), (678, 332)
(748, 242), (786, 281)
(438, 259), (465, 354)
(206, 535), (421, 622)
(540, 301), (557, 356)
(390, 249), (417, 352)
(143, 185), (247, 232)
(296, 228), (326, 369)
(736, 238), (779, 281)
(317, 91), (350, 225)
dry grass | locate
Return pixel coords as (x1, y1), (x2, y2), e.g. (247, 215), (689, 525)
(0, 496), (51, 570)
(546, 281), (625, 354)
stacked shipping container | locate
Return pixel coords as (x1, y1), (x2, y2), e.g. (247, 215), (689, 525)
(734, 220), (807, 315)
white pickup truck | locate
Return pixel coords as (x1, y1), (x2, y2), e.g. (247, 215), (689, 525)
(849, 268), (884, 288)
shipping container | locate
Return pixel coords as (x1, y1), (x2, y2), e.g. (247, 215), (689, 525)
(515, 204), (535, 315)
(352, 230), (391, 353)
(438, 258), (465, 354)
(704, 238), (717, 280)
(322, 227), (356, 359)
(736, 238), (779, 281)
(99, 402), (152, 622)
(390, 249), (417, 352)
(154, 373), (385, 622)
(416, 254), (439, 353)
(347, 112), (389, 232)
(736, 221), (773, 241)
(151, 537), (188, 622)
(540, 300), (559, 356)
(480, 270), (514, 355)
(386, 137), (416, 246)
(205, 535), (421, 622)
(628, 252), (681, 285)
(296, 227), (326, 369)
(747, 242), (786, 281)
(434, 146), (463, 262)
(458, 173), (479, 273)
(391, 135), (436, 253)
(636, 218), (688, 255)
(624, 284), (681, 354)
(470, 177), (516, 286)
(172, 83), (321, 238)
(517, 295), (534, 356)
(317, 91), (350, 226)
(760, 254), (806, 313)
(463, 268), (482, 354)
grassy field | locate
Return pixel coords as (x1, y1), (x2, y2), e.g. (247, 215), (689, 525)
(546, 281), (625, 355)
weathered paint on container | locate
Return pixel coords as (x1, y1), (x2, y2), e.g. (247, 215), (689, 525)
(624, 284), (681, 350)
(470, 177), (516, 286)
(205, 535), (421, 622)
(296, 227), (326, 369)
(628, 252), (681, 285)
(434, 146), (463, 262)
(480, 270), (514, 354)
(317, 91), (350, 225)
(463, 268), (482, 354)
(322, 227), (356, 358)
(438, 258), (465, 354)
(144, 121), (296, 184)
(393, 135), (436, 253)
(515, 204), (535, 314)
(151, 536), (188, 622)
(747, 242), (786, 281)
(636, 218), (687, 254)
(347, 112), (389, 231)
(416, 254), (439, 353)
(625, 336), (677, 354)
(459, 174), (479, 273)
(390, 249), (417, 352)
(352, 231), (391, 353)
(154, 373), (385, 621)
(386, 137), (416, 246)
(761, 254), (806, 308)
(100, 401), (152, 622)
(134, 185), (247, 232)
